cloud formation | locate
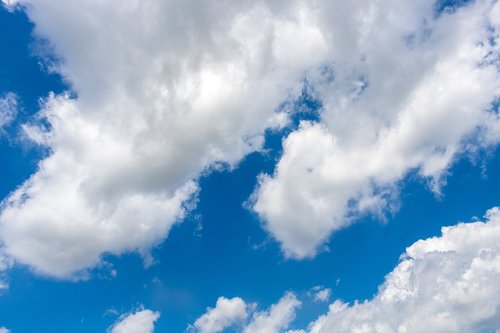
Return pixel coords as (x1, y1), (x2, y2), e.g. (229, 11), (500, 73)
(190, 297), (248, 333)
(253, 0), (500, 258)
(191, 292), (301, 333)
(0, 0), (317, 277)
(108, 309), (160, 333)
(300, 207), (500, 333)
(202, 206), (500, 333)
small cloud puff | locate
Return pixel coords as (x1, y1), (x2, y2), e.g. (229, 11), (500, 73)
(108, 308), (160, 333)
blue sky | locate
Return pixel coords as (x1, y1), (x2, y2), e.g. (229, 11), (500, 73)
(1, 1), (500, 332)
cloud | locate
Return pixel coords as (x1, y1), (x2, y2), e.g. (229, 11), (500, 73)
(108, 309), (160, 333)
(244, 292), (301, 333)
(295, 207), (500, 332)
(0, 0), (324, 278)
(310, 286), (331, 303)
(252, 0), (500, 258)
(0, 92), (17, 132)
(202, 207), (500, 333)
(0, 328), (9, 333)
(192, 292), (301, 333)
(190, 297), (248, 333)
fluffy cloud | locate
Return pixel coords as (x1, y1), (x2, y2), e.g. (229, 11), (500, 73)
(192, 292), (301, 333)
(253, 0), (500, 258)
(190, 297), (248, 333)
(294, 207), (500, 332)
(108, 309), (160, 333)
(0, 0), (327, 277)
(244, 292), (301, 333)
(0, 328), (9, 333)
(0, 92), (17, 132)
(203, 207), (500, 333)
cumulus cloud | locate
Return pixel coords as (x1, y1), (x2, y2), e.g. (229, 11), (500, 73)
(0, 92), (17, 132)
(190, 297), (248, 333)
(292, 207), (500, 332)
(203, 207), (500, 333)
(0, 327), (9, 333)
(108, 309), (160, 333)
(0, 0), (324, 277)
(243, 292), (301, 333)
(191, 292), (301, 333)
(253, 0), (500, 258)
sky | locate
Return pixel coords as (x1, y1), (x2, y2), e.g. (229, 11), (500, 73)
(0, 0), (500, 332)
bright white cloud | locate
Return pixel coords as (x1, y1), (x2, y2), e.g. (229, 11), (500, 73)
(0, 328), (9, 333)
(0, 0), (324, 278)
(204, 207), (500, 333)
(296, 207), (500, 332)
(192, 292), (301, 333)
(244, 292), (301, 333)
(190, 297), (248, 333)
(253, 0), (500, 258)
(108, 309), (160, 333)
(0, 92), (17, 131)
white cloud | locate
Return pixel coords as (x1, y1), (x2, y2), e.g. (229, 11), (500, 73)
(244, 292), (301, 333)
(108, 309), (160, 333)
(253, 0), (500, 258)
(296, 207), (500, 333)
(191, 293), (301, 333)
(0, 92), (17, 131)
(0, 0), (326, 278)
(310, 286), (331, 303)
(0, 328), (9, 333)
(202, 207), (500, 333)
(190, 297), (248, 333)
